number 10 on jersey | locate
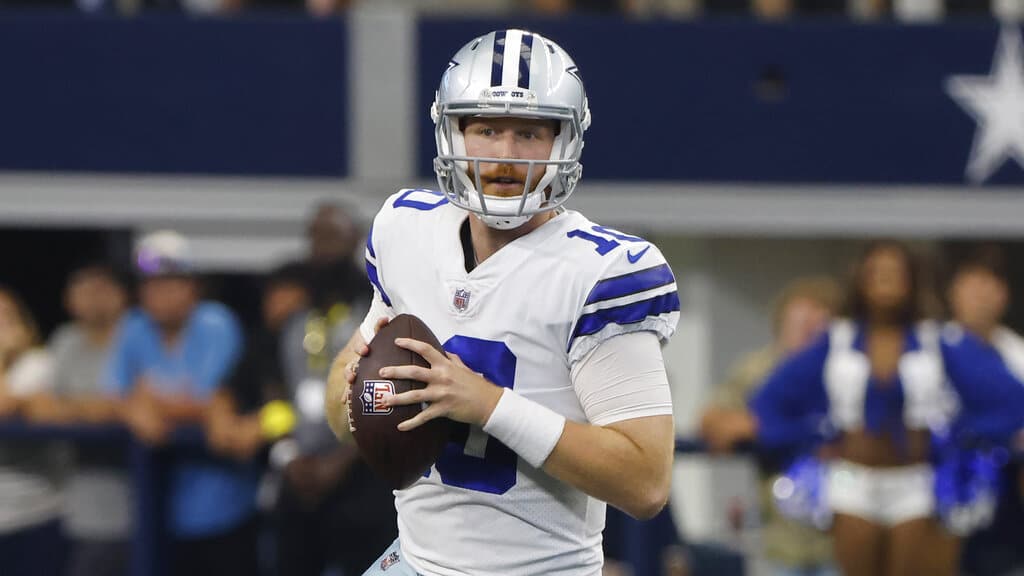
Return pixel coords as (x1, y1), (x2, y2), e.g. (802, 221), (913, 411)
(427, 336), (519, 495)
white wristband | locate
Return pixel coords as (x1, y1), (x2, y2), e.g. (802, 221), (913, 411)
(482, 389), (566, 469)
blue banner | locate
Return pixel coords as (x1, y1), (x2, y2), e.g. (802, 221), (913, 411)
(417, 19), (1024, 185)
(2, 15), (1022, 185)
(0, 14), (348, 176)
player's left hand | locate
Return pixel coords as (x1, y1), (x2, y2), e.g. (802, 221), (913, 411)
(381, 337), (504, 431)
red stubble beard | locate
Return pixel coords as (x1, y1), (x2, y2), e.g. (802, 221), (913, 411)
(465, 161), (548, 198)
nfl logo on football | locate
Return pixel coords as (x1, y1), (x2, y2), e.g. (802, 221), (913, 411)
(361, 381), (395, 415)
(453, 288), (471, 312)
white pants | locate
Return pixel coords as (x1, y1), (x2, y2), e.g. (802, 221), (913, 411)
(827, 460), (935, 526)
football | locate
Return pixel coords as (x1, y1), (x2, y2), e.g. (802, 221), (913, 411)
(350, 314), (452, 489)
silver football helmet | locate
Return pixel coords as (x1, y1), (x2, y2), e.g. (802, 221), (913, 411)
(431, 30), (591, 229)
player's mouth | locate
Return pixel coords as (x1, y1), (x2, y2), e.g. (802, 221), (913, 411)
(483, 176), (525, 196)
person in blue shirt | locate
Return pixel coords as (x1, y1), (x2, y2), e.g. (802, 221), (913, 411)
(105, 230), (259, 576)
(702, 241), (1024, 576)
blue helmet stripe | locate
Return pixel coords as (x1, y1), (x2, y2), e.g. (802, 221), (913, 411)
(490, 30), (506, 88)
(518, 33), (533, 89)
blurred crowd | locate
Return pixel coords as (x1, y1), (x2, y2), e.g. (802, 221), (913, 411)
(0, 202), (397, 576)
(0, 0), (1020, 23)
(2, 191), (1024, 576)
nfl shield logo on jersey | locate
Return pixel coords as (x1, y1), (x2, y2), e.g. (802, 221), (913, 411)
(361, 381), (394, 415)
(453, 288), (471, 312)
(380, 551), (400, 570)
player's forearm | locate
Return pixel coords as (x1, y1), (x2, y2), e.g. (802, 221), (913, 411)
(542, 415), (675, 520)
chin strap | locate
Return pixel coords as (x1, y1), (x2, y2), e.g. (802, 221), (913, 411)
(477, 213), (531, 230)
(465, 189), (545, 230)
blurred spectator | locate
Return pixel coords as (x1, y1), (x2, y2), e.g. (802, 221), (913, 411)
(105, 230), (259, 576)
(222, 263), (309, 486)
(702, 276), (841, 576)
(709, 276), (841, 412)
(306, 201), (361, 287)
(272, 202), (397, 576)
(304, 0), (351, 16)
(296, 0), (620, 16)
(0, 0), (74, 5)
(531, 0), (621, 12)
(0, 285), (63, 576)
(70, 0), (244, 14)
(992, 0), (1024, 19)
(179, 0), (242, 13)
(752, 0), (794, 18)
(212, 263), (310, 575)
(848, 0), (887, 18)
(947, 244), (1024, 576)
(947, 244), (1024, 377)
(229, 262), (309, 419)
(46, 264), (131, 576)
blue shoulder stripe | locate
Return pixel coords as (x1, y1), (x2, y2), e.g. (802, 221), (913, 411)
(584, 263), (675, 306)
(365, 260), (392, 307)
(570, 291), (680, 349)
(391, 189), (448, 211)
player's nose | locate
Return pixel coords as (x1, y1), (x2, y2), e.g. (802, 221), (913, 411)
(495, 131), (518, 160)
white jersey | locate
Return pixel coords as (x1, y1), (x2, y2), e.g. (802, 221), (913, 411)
(364, 189), (679, 576)
(992, 326), (1024, 383)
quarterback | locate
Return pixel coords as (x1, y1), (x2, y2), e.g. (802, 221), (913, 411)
(325, 30), (679, 576)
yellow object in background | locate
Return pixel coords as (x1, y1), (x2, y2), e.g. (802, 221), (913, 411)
(260, 400), (297, 440)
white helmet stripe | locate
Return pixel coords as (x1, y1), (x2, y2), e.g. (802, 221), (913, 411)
(502, 29), (523, 88)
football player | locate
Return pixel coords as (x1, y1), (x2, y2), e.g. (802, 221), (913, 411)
(326, 29), (679, 576)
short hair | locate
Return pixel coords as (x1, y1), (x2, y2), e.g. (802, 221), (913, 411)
(67, 262), (128, 290)
(771, 276), (842, 336)
(265, 262), (309, 292)
(951, 243), (1008, 285)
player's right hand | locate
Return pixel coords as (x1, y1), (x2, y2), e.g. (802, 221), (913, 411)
(341, 316), (391, 391)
